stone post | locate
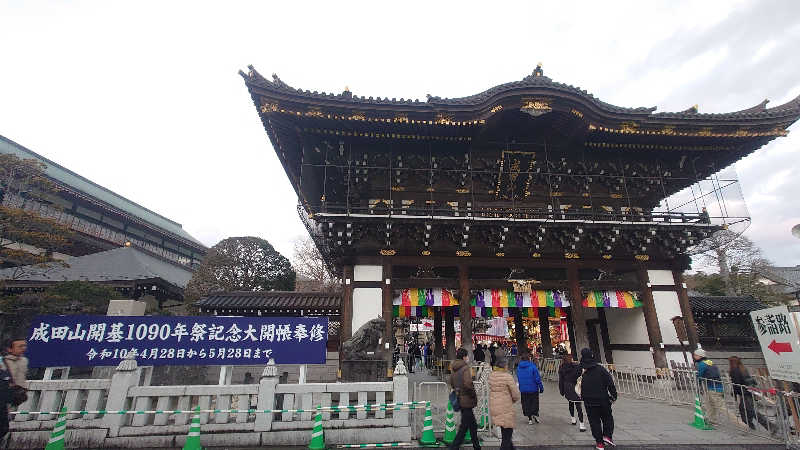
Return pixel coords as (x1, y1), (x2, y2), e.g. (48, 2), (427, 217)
(392, 359), (409, 427)
(103, 355), (141, 437)
(255, 359), (279, 432)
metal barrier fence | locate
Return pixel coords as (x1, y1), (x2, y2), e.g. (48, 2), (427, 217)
(412, 382), (449, 438)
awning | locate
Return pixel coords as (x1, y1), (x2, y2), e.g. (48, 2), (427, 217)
(583, 291), (641, 308)
(393, 288), (459, 306)
(472, 289), (570, 308)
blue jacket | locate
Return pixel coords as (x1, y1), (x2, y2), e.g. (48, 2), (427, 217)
(696, 358), (723, 393)
(516, 360), (543, 393)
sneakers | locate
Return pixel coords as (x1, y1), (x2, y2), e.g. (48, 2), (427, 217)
(603, 436), (616, 447)
(579, 422), (586, 432)
(595, 444), (604, 450)
(533, 415), (540, 423)
(571, 416), (577, 425)
(528, 418), (533, 425)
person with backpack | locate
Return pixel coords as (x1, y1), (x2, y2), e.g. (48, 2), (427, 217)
(558, 353), (586, 432)
(693, 349), (723, 426)
(516, 352), (543, 424)
(579, 348), (617, 449)
(448, 348), (481, 450)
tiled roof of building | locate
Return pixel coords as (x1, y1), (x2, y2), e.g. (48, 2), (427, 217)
(195, 291), (341, 313)
(241, 66), (800, 121)
(0, 135), (205, 248)
(689, 295), (766, 313)
(0, 246), (193, 290)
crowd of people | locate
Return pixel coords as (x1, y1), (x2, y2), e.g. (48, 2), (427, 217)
(448, 346), (617, 450)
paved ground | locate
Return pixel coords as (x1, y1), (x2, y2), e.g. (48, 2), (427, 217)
(406, 365), (784, 449)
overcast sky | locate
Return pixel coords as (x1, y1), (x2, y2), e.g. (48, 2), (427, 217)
(1, 1), (799, 267)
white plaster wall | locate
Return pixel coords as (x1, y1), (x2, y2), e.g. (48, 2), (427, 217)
(583, 307), (599, 320)
(653, 291), (683, 345)
(647, 269), (675, 286)
(605, 308), (649, 345)
(354, 265), (383, 281)
(352, 287), (383, 332)
(665, 351), (691, 368)
(611, 350), (654, 369)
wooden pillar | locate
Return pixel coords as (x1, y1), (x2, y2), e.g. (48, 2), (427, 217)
(538, 307), (553, 358)
(637, 267), (667, 368)
(445, 306), (456, 360)
(567, 264), (589, 353)
(433, 306), (443, 359)
(458, 265), (472, 353)
(382, 262), (393, 373)
(513, 312), (527, 355)
(673, 269), (699, 350)
(597, 308), (614, 364)
(341, 266), (354, 343)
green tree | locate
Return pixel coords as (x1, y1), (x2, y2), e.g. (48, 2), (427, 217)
(0, 281), (119, 340)
(0, 154), (76, 270)
(184, 236), (295, 301)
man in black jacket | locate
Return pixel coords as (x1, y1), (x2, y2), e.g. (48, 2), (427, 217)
(579, 348), (617, 449)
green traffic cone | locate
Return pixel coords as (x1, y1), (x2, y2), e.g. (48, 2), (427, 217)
(308, 407), (326, 450)
(442, 400), (456, 444)
(182, 406), (203, 450)
(689, 395), (713, 430)
(419, 401), (438, 447)
(44, 407), (68, 450)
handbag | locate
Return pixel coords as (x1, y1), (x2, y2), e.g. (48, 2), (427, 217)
(449, 390), (461, 412)
(574, 374), (583, 397)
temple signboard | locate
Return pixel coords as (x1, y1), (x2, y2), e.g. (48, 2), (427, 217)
(26, 315), (328, 367)
(751, 306), (800, 383)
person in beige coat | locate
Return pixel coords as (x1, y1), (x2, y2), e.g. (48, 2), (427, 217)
(489, 355), (521, 450)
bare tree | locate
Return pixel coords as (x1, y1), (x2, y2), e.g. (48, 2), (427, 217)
(0, 154), (75, 278)
(292, 236), (339, 292)
(693, 229), (790, 303)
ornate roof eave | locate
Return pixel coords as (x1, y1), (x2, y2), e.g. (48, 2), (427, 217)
(240, 65), (800, 130)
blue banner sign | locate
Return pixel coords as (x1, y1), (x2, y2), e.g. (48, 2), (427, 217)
(26, 315), (328, 367)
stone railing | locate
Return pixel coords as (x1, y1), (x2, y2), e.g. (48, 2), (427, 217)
(8, 357), (411, 449)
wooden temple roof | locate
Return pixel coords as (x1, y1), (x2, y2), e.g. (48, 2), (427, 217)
(194, 291), (341, 315)
(240, 65), (800, 131)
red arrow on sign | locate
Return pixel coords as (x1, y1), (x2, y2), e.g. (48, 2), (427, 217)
(767, 340), (793, 355)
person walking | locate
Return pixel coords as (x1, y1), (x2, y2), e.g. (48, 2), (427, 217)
(489, 343), (497, 368)
(489, 355), (521, 450)
(474, 344), (486, 363)
(579, 348), (617, 449)
(558, 353), (586, 432)
(1, 338), (28, 446)
(516, 352), (543, 424)
(2, 338), (28, 390)
(729, 356), (770, 430)
(449, 348), (481, 450)
(693, 349), (723, 426)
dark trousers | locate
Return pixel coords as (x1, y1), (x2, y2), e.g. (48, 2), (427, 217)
(500, 426), (515, 450)
(569, 400), (584, 422)
(737, 392), (769, 429)
(450, 407), (480, 450)
(521, 392), (539, 418)
(0, 406), (8, 445)
(584, 399), (614, 444)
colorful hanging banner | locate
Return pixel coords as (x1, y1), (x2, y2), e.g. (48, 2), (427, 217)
(471, 289), (570, 308)
(392, 305), (436, 318)
(393, 288), (458, 306)
(582, 291), (642, 308)
(467, 306), (567, 318)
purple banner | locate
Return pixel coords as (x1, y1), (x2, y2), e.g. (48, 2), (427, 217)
(25, 315), (328, 367)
